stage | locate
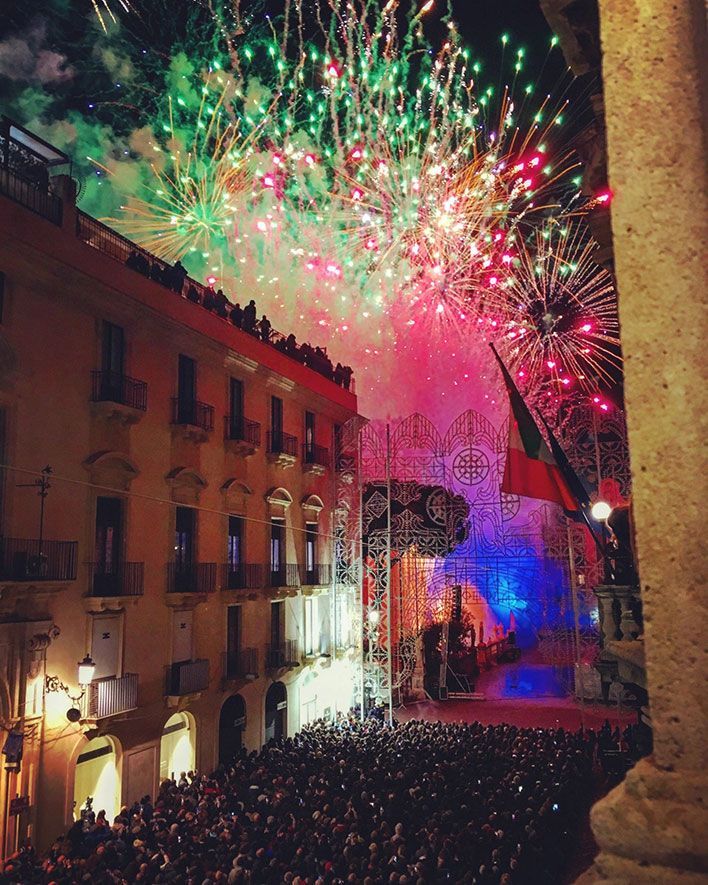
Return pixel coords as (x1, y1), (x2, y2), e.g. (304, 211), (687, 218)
(396, 658), (636, 731)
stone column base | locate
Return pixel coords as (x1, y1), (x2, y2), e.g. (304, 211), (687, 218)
(577, 757), (708, 883)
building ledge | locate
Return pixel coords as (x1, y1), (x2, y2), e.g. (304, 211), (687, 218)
(266, 586), (299, 599)
(90, 400), (145, 426)
(82, 594), (140, 613)
(302, 462), (326, 476)
(605, 639), (647, 689)
(266, 452), (297, 469)
(163, 592), (210, 608)
(172, 425), (211, 444)
(225, 438), (258, 458)
(166, 691), (203, 707)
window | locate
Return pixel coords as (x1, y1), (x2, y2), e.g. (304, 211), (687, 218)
(270, 518), (284, 582)
(177, 354), (196, 423)
(95, 497), (123, 577)
(305, 523), (317, 579)
(271, 601), (284, 649)
(304, 597), (316, 657)
(175, 507), (195, 570)
(0, 409), (6, 535)
(226, 605), (241, 675)
(90, 613), (121, 679)
(271, 395), (283, 448)
(304, 411), (315, 459)
(171, 609), (193, 663)
(229, 378), (244, 437)
(227, 515), (243, 587)
(100, 321), (124, 401)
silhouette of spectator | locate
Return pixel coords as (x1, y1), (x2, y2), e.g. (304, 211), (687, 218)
(170, 259), (187, 294)
(214, 288), (229, 318)
(186, 284), (200, 304)
(259, 315), (271, 342)
(126, 251), (140, 271)
(242, 299), (257, 333)
(342, 365), (353, 390)
(230, 302), (243, 328)
(203, 287), (215, 311)
(149, 262), (164, 284)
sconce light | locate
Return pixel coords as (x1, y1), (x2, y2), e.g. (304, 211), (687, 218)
(45, 654), (96, 722)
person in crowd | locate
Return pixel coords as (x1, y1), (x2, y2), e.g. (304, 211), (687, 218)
(170, 259), (188, 295)
(342, 365), (353, 390)
(230, 302), (243, 328)
(259, 314), (272, 342)
(2, 716), (646, 885)
(242, 299), (257, 333)
(214, 288), (229, 318)
(186, 284), (201, 304)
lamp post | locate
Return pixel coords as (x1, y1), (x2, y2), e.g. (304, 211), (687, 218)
(591, 501), (613, 583)
(45, 654), (96, 722)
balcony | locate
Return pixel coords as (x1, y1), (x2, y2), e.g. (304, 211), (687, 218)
(171, 397), (215, 443)
(0, 166), (63, 225)
(266, 431), (298, 469)
(0, 538), (77, 583)
(223, 647), (259, 682)
(266, 640), (300, 670)
(302, 443), (330, 475)
(166, 659), (210, 696)
(221, 563), (264, 592)
(90, 370), (148, 423)
(224, 416), (261, 457)
(302, 564), (332, 589)
(82, 673), (138, 720)
(88, 562), (144, 598)
(595, 583), (646, 703)
(269, 563), (300, 592)
(167, 562), (217, 595)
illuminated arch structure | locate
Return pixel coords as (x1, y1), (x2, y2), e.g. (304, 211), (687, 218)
(353, 408), (630, 710)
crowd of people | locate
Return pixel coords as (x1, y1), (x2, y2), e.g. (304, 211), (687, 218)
(124, 253), (354, 391)
(2, 715), (647, 884)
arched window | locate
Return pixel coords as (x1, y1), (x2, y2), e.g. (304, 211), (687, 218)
(159, 711), (196, 782)
(264, 682), (287, 743)
(218, 693), (246, 764)
(73, 735), (121, 823)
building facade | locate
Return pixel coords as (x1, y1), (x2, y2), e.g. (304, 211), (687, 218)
(0, 124), (362, 856)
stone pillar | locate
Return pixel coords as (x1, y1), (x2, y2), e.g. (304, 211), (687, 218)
(582, 0), (708, 880)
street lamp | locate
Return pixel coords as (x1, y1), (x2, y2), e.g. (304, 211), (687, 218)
(45, 654), (96, 722)
(590, 501), (614, 583)
(591, 500), (612, 521)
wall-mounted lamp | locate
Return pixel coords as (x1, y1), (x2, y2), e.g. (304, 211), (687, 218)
(45, 654), (96, 722)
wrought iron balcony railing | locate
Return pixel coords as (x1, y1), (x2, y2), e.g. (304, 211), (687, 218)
(266, 640), (300, 670)
(167, 562), (217, 594)
(89, 562), (144, 597)
(0, 537), (77, 582)
(223, 647), (259, 681)
(269, 563), (300, 588)
(91, 370), (148, 411)
(303, 443), (330, 469)
(82, 673), (138, 720)
(171, 397), (215, 432)
(166, 659), (209, 695)
(302, 563), (332, 587)
(267, 431), (298, 457)
(0, 166), (63, 225)
(221, 563), (264, 591)
(224, 415), (261, 447)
